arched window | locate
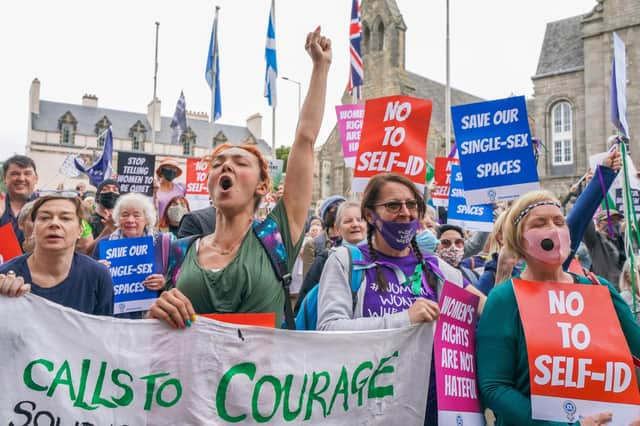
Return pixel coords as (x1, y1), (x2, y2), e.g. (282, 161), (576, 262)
(129, 120), (147, 151)
(375, 20), (385, 51)
(362, 22), (370, 55)
(551, 101), (573, 165)
(58, 111), (77, 146)
(181, 127), (196, 156)
(212, 131), (227, 148)
(95, 116), (112, 148)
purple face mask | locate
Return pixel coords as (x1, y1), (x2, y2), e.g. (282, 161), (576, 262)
(371, 212), (420, 251)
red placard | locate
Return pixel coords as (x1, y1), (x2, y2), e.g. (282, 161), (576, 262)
(0, 223), (22, 264)
(352, 95), (432, 192)
(432, 157), (459, 207)
(186, 158), (210, 196)
(513, 278), (640, 422)
(199, 312), (276, 328)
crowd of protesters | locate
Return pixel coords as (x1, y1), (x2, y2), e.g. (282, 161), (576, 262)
(0, 28), (639, 426)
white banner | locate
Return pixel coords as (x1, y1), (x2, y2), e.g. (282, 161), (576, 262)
(0, 294), (434, 425)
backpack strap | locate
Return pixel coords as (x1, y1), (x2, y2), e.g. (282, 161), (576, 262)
(347, 245), (377, 314)
(586, 271), (640, 368)
(166, 234), (201, 289)
(161, 232), (171, 275)
(252, 217), (295, 330)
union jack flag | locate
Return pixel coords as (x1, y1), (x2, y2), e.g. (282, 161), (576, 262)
(348, 0), (363, 101)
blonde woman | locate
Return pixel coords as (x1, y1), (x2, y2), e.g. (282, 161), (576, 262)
(476, 190), (640, 426)
(619, 259), (640, 321)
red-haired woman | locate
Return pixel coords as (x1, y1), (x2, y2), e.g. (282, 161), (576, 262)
(148, 28), (332, 329)
(159, 195), (190, 237)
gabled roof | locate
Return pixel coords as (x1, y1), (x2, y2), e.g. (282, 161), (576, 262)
(403, 71), (484, 129)
(534, 15), (584, 78)
(32, 100), (272, 155)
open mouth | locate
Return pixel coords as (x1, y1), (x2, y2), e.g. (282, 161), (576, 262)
(219, 175), (234, 191)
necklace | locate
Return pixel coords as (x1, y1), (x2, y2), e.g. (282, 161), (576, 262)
(208, 222), (252, 255)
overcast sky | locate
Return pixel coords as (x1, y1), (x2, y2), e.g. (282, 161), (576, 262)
(0, 0), (596, 160)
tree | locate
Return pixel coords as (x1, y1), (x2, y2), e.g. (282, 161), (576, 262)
(275, 145), (291, 173)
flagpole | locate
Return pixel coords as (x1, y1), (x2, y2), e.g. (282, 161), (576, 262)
(211, 6), (220, 123)
(272, 107), (276, 152)
(152, 21), (160, 154)
(444, 0), (451, 156)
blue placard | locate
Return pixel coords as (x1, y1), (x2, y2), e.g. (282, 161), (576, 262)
(447, 165), (494, 232)
(451, 96), (539, 204)
(98, 236), (157, 314)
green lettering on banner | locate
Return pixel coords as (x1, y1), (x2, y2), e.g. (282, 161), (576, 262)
(74, 359), (99, 410)
(47, 360), (76, 401)
(140, 372), (169, 411)
(111, 369), (134, 406)
(368, 351), (398, 398)
(251, 375), (282, 423)
(304, 371), (330, 421)
(24, 358), (54, 392)
(216, 362), (256, 423)
(92, 361), (117, 409)
(327, 366), (349, 416)
(156, 378), (182, 408)
(282, 374), (307, 422)
(351, 361), (373, 406)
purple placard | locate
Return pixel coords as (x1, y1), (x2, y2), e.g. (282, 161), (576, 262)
(434, 281), (484, 425)
(335, 104), (364, 168)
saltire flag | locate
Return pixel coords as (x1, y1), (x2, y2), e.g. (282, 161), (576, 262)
(264, 0), (277, 107)
(59, 154), (80, 178)
(611, 32), (629, 137)
(170, 91), (188, 144)
(348, 0), (363, 100)
(205, 7), (222, 121)
(74, 128), (113, 187)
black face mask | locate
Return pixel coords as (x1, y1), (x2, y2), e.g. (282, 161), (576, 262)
(99, 192), (119, 209)
(160, 167), (178, 182)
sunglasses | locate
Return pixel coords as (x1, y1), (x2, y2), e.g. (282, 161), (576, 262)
(374, 200), (419, 213)
(439, 238), (464, 248)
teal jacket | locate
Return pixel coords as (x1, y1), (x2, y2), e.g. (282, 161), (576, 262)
(477, 274), (640, 426)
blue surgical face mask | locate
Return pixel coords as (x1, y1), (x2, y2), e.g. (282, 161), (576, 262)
(416, 230), (438, 255)
(371, 212), (420, 251)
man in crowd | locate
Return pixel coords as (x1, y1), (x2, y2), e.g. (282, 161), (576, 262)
(583, 209), (626, 285)
(0, 155), (38, 247)
(88, 179), (120, 239)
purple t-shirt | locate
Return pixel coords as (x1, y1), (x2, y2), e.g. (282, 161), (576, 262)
(156, 182), (186, 219)
(356, 244), (438, 319)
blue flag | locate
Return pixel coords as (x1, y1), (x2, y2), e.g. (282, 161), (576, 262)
(170, 91), (188, 144)
(611, 32), (629, 138)
(205, 7), (222, 121)
(264, 0), (277, 107)
(74, 127), (113, 187)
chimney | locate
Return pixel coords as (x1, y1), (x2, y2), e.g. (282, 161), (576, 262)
(147, 98), (162, 132)
(29, 78), (40, 115)
(82, 94), (98, 108)
(246, 113), (262, 139)
(186, 110), (209, 121)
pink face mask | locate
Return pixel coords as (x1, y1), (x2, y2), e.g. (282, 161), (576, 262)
(523, 227), (571, 265)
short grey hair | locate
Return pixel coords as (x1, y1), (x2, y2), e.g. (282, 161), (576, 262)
(112, 193), (157, 229)
(335, 201), (362, 226)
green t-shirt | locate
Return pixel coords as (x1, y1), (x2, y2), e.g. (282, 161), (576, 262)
(175, 201), (303, 327)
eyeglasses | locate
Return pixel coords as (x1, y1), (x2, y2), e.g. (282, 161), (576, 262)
(439, 238), (464, 248)
(374, 200), (419, 213)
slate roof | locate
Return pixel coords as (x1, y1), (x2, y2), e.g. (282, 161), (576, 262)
(32, 100), (272, 155)
(403, 71), (484, 128)
(534, 15), (584, 78)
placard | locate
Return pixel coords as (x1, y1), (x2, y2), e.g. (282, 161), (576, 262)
(432, 157), (459, 207)
(99, 236), (157, 314)
(434, 281), (484, 425)
(0, 223), (22, 264)
(451, 96), (539, 204)
(446, 164), (494, 232)
(116, 152), (156, 196)
(353, 95), (432, 192)
(268, 158), (284, 190)
(336, 104), (365, 168)
(513, 279), (640, 423)
(186, 158), (211, 212)
(589, 152), (640, 214)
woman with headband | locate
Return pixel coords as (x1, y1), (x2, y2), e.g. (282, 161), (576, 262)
(476, 190), (640, 425)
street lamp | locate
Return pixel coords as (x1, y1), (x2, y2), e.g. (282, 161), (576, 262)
(281, 76), (301, 115)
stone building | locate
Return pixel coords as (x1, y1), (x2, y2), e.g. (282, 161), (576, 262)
(531, 0), (640, 195)
(314, 0), (482, 202)
(26, 78), (271, 190)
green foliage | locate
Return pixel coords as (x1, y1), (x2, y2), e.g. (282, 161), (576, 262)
(275, 146), (291, 173)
